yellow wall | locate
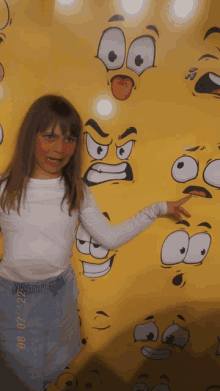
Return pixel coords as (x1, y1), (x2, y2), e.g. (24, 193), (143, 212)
(1, 1), (220, 390)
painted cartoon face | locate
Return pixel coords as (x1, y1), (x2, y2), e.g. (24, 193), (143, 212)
(0, 0), (11, 84)
(185, 27), (220, 99)
(83, 119), (137, 186)
(171, 145), (220, 199)
(132, 374), (171, 391)
(161, 219), (211, 287)
(134, 314), (189, 360)
(97, 18), (157, 101)
(76, 214), (117, 279)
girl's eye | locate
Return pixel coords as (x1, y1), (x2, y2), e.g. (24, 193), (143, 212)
(44, 135), (54, 140)
(65, 138), (75, 143)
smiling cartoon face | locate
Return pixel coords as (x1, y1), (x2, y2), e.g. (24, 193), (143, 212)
(82, 119), (137, 186)
(171, 144), (220, 200)
(76, 212), (117, 279)
(134, 314), (189, 361)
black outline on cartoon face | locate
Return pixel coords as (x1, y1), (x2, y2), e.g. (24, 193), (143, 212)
(132, 374), (171, 391)
(0, 1), (11, 84)
(76, 212), (117, 278)
(83, 119), (136, 186)
(185, 27), (220, 99)
(134, 314), (189, 360)
(0, 124), (4, 144)
(96, 18), (158, 100)
(171, 151), (220, 198)
(92, 310), (111, 330)
(161, 220), (212, 287)
(57, 372), (78, 390)
(206, 387), (220, 390)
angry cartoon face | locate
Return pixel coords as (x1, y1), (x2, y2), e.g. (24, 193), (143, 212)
(82, 119), (137, 186)
(134, 314), (189, 360)
(185, 27), (220, 99)
(171, 144), (220, 199)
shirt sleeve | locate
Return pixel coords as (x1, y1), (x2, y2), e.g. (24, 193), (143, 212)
(79, 185), (168, 250)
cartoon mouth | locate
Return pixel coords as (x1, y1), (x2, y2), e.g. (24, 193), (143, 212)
(110, 75), (135, 101)
(82, 255), (115, 278)
(195, 72), (220, 95)
(183, 185), (212, 198)
(83, 162), (133, 186)
(141, 347), (171, 360)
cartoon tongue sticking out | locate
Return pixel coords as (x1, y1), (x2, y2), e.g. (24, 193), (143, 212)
(111, 75), (134, 100)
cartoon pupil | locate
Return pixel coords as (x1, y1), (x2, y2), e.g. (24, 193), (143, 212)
(83, 133), (134, 186)
(171, 156), (220, 196)
(161, 231), (211, 265)
(76, 223), (115, 278)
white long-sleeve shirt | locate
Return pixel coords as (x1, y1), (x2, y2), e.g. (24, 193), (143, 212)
(0, 176), (167, 282)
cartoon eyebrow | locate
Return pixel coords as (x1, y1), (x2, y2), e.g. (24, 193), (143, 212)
(204, 26), (220, 40)
(176, 220), (190, 227)
(95, 311), (109, 317)
(138, 374), (150, 379)
(185, 146), (200, 151)
(118, 127), (137, 140)
(177, 314), (186, 321)
(146, 24), (159, 37)
(160, 374), (170, 382)
(85, 119), (109, 138)
(108, 14), (125, 22)
(144, 315), (154, 320)
(197, 222), (212, 229)
(0, 33), (6, 39)
(198, 54), (219, 61)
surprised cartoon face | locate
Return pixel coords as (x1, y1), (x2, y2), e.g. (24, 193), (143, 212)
(171, 144), (220, 199)
(82, 119), (137, 186)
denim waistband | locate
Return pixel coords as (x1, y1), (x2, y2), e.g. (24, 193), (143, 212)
(0, 265), (74, 295)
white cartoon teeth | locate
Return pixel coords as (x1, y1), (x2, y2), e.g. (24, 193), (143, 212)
(82, 256), (114, 278)
(209, 72), (220, 86)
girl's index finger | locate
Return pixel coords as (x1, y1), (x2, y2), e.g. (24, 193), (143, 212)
(177, 194), (192, 205)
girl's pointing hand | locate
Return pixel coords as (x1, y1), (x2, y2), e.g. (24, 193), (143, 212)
(167, 195), (192, 221)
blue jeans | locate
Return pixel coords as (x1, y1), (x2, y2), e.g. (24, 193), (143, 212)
(0, 264), (82, 391)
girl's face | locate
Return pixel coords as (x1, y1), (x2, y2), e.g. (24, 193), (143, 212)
(32, 123), (77, 179)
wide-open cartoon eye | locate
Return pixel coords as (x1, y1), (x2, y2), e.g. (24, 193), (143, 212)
(86, 133), (109, 160)
(184, 233), (211, 264)
(90, 238), (109, 259)
(152, 386), (170, 391)
(162, 324), (189, 348)
(172, 156), (198, 183)
(116, 140), (133, 160)
(127, 36), (155, 76)
(133, 384), (149, 391)
(76, 223), (90, 254)
(134, 322), (158, 342)
(203, 160), (220, 188)
(97, 27), (126, 71)
(161, 231), (189, 265)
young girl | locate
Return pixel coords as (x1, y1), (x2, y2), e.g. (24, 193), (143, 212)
(0, 95), (191, 391)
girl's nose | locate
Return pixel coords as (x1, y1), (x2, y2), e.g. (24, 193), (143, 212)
(54, 139), (64, 152)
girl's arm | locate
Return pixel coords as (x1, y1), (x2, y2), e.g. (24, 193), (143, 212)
(79, 185), (191, 250)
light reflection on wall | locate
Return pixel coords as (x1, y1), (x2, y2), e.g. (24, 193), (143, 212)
(91, 94), (117, 121)
(55, 0), (81, 17)
(167, 0), (201, 26)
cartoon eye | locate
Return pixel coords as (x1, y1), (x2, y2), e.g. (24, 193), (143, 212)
(76, 223), (90, 254)
(132, 384), (149, 391)
(134, 322), (158, 342)
(183, 233), (211, 264)
(126, 36), (155, 76)
(171, 156), (198, 183)
(97, 27), (126, 71)
(162, 324), (189, 348)
(203, 159), (220, 188)
(152, 386), (170, 391)
(116, 141), (133, 160)
(90, 238), (109, 259)
(86, 133), (109, 160)
(161, 231), (189, 265)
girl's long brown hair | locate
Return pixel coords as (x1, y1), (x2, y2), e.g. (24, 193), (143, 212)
(0, 94), (84, 216)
